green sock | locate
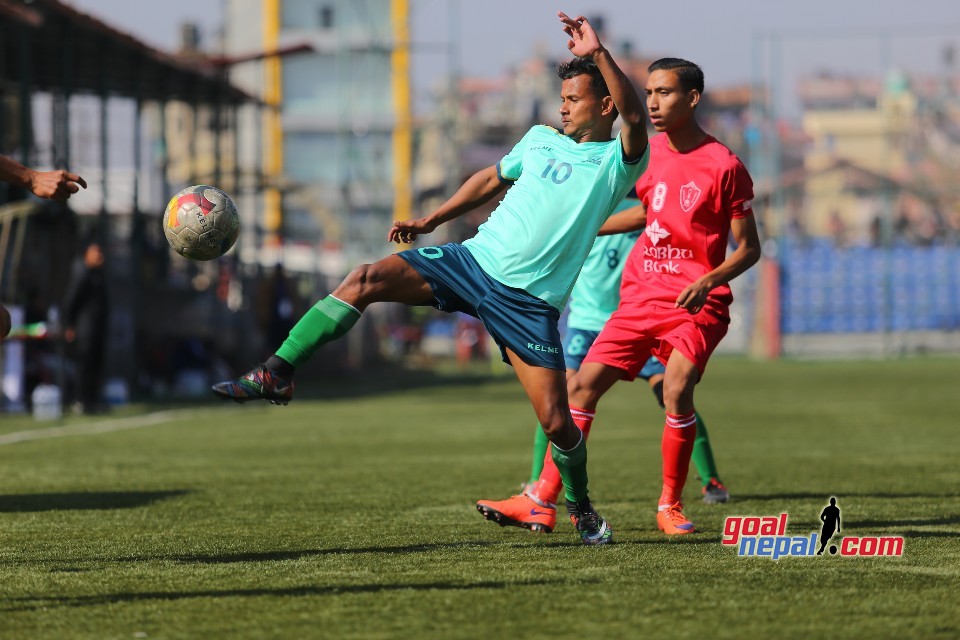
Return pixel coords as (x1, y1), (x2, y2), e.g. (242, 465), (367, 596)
(275, 295), (360, 368)
(528, 424), (549, 485)
(551, 435), (588, 503)
(691, 411), (721, 487)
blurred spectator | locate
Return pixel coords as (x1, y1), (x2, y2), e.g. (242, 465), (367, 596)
(894, 204), (911, 241)
(64, 239), (108, 414)
(827, 210), (848, 247)
(382, 304), (426, 360)
(455, 315), (487, 367)
(0, 156), (87, 338)
(391, 306), (426, 358)
(170, 338), (231, 397)
(0, 302), (9, 340)
(258, 263), (300, 353)
(915, 208), (944, 246)
(947, 203), (960, 245)
(891, 197), (948, 246)
(869, 214), (883, 247)
(786, 208), (808, 244)
(22, 288), (52, 406)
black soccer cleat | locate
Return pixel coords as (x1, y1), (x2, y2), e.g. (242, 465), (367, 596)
(566, 498), (614, 546)
(211, 364), (294, 405)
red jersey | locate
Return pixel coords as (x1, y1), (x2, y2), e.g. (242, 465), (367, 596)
(621, 134), (754, 316)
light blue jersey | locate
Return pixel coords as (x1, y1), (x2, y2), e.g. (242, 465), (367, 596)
(566, 200), (642, 332)
(463, 125), (648, 310)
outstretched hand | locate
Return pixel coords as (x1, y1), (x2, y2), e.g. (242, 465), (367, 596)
(387, 216), (438, 244)
(558, 11), (602, 58)
(30, 169), (87, 201)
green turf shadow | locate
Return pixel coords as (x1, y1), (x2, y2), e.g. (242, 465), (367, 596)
(162, 540), (500, 564)
(0, 490), (191, 512)
(1, 578), (559, 613)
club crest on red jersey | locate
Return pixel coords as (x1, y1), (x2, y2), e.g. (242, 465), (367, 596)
(679, 181), (702, 212)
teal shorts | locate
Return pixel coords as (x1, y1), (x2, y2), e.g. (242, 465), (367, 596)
(398, 243), (564, 370)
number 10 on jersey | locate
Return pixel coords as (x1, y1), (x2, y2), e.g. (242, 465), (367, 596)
(541, 158), (572, 184)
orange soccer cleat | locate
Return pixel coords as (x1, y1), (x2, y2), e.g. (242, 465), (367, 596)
(657, 502), (696, 535)
(476, 492), (557, 533)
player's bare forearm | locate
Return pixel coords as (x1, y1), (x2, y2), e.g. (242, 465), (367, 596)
(0, 155), (87, 200)
(675, 215), (761, 312)
(591, 48), (648, 158)
(699, 216), (761, 287)
(0, 155), (31, 189)
(389, 166), (508, 243)
(598, 202), (646, 235)
(426, 166), (507, 228)
(724, 214), (762, 280)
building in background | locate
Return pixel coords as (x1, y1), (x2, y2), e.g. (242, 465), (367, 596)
(758, 60), (960, 357)
(225, 0), (410, 274)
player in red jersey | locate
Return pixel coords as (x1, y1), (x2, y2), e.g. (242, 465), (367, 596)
(520, 58), (760, 535)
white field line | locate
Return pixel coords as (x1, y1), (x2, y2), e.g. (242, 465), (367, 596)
(0, 409), (204, 446)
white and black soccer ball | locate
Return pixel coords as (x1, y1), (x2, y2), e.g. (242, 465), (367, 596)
(162, 185), (240, 261)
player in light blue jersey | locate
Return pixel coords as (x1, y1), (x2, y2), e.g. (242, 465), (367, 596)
(460, 123), (644, 310)
(477, 198), (728, 533)
(212, 12), (649, 546)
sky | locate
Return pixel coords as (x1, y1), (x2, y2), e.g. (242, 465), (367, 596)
(65, 0), (960, 118)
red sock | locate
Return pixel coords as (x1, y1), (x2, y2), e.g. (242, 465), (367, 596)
(659, 411), (697, 508)
(530, 406), (595, 505)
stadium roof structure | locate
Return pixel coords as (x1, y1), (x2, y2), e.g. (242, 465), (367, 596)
(0, 0), (258, 105)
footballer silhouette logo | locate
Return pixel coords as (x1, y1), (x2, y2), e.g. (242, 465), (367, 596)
(817, 497), (842, 555)
(721, 496), (904, 559)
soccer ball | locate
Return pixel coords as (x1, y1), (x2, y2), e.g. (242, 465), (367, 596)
(162, 185), (240, 261)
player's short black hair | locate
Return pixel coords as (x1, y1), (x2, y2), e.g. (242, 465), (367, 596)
(648, 58), (704, 94)
(557, 57), (616, 116)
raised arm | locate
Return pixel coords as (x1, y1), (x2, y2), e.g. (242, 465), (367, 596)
(559, 11), (648, 159)
(675, 214), (762, 314)
(0, 155), (87, 201)
(388, 165), (509, 244)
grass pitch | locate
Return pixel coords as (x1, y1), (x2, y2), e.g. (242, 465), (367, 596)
(1, 357), (958, 639)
